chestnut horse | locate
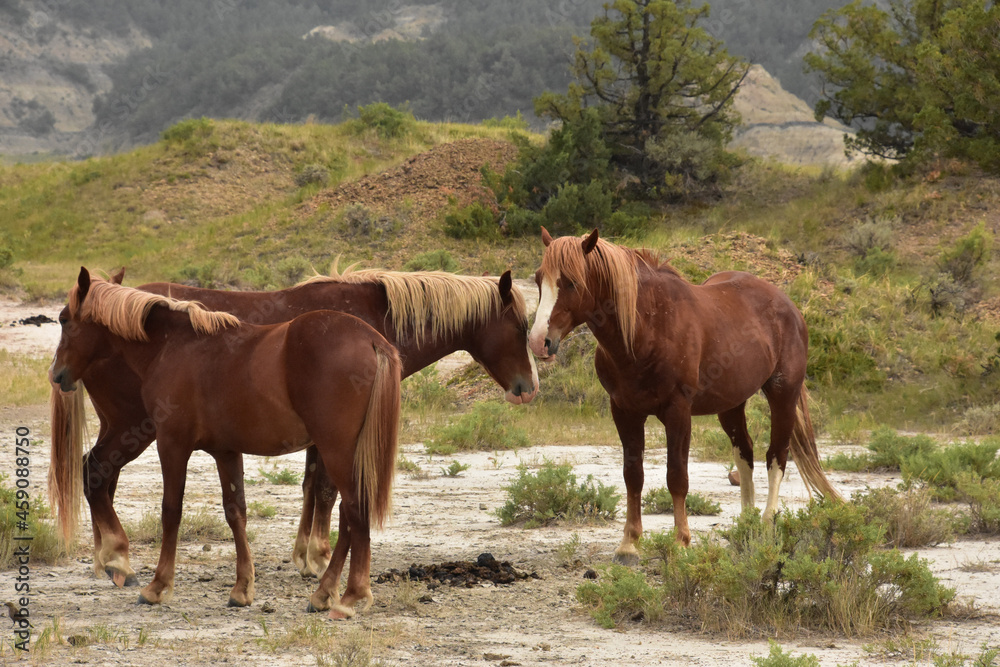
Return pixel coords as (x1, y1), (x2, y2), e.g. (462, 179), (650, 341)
(50, 268), (400, 618)
(50, 267), (536, 589)
(528, 228), (840, 564)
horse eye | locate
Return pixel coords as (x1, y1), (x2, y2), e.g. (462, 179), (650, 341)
(58, 316), (68, 326)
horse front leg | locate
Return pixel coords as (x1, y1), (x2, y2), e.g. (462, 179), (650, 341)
(211, 450), (254, 607)
(610, 402), (647, 566)
(84, 426), (154, 587)
(292, 445), (319, 576)
(138, 441), (190, 606)
(659, 402), (693, 546)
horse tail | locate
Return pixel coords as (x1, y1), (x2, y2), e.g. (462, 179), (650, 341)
(789, 386), (843, 502)
(48, 381), (86, 543)
(353, 341), (402, 530)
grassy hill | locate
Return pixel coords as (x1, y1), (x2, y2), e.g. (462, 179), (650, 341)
(3, 117), (1000, 434)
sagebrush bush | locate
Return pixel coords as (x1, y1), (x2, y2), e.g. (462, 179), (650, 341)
(403, 250), (459, 272)
(579, 501), (955, 636)
(642, 488), (721, 516)
(852, 484), (956, 547)
(425, 401), (529, 454)
(496, 461), (620, 528)
(825, 426), (938, 472)
(901, 439), (1000, 500)
(443, 201), (500, 240)
(939, 222), (992, 286)
(954, 472), (1000, 535)
(354, 102), (415, 139)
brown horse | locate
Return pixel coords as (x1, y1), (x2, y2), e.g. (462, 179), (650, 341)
(50, 267), (536, 588)
(50, 268), (400, 618)
(528, 228), (840, 564)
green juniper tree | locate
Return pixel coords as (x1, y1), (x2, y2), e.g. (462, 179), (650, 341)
(535, 0), (749, 198)
(806, 0), (1000, 171)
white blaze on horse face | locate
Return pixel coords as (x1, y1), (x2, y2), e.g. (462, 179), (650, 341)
(529, 274), (559, 357)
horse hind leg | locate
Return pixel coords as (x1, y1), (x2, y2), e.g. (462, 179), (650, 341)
(305, 463), (337, 578)
(292, 446), (319, 576)
(761, 385), (798, 521)
(212, 451), (255, 607)
(718, 404), (755, 510)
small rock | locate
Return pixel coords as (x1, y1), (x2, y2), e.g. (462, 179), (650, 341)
(418, 594), (436, 604)
(261, 602), (275, 613)
(203, 544), (212, 552)
(67, 634), (89, 647)
(583, 569), (598, 580)
(728, 470), (741, 486)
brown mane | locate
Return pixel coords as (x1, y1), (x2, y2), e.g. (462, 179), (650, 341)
(298, 263), (528, 346)
(70, 278), (240, 342)
(540, 235), (678, 350)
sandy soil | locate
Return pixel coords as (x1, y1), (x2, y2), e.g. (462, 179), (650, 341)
(2, 297), (1000, 666)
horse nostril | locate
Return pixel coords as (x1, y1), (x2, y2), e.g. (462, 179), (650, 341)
(544, 338), (551, 349)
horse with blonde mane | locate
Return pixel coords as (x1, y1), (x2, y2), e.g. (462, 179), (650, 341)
(51, 268), (400, 618)
(529, 228), (840, 564)
(50, 266), (536, 590)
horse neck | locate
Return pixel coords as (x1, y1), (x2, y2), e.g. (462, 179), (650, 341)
(392, 320), (471, 378)
(583, 266), (682, 358)
(105, 307), (195, 378)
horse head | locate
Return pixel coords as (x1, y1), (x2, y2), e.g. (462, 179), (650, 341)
(469, 270), (538, 404)
(529, 228), (600, 359)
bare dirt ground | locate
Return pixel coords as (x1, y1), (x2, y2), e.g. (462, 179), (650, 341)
(2, 298), (1000, 666)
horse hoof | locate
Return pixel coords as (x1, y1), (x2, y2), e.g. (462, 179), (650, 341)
(728, 470), (741, 486)
(136, 593), (155, 606)
(124, 574), (140, 587)
(306, 602), (320, 613)
(106, 567), (132, 588)
(612, 552), (640, 567)
(227, 597), (250, 608)
(328, 605), (354, 620)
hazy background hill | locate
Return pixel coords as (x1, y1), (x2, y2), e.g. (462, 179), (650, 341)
(1, 0), (847, 161)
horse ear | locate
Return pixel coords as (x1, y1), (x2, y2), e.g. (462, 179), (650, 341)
(77, 267), (91, 302)
(541, 227), (553, 247)
(498, 270), (513, 305)
(110, 267), (126, 285)
(582, 228), (600, 255)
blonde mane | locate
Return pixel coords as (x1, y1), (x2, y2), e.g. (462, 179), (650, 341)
(70, 277), (240, 341)
(298, 262), (527, 346)
(540, 235), (669, 351)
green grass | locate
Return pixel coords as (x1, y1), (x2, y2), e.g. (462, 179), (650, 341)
(123, 507), (230, 544)
(259, 465), (303, 486)
(0, 473), (66, 568)
(424, 401), (529, 455)
(0, 350), (52, 407)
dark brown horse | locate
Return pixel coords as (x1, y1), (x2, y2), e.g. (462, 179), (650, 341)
(528, 228), (840, 564)
(50, 269), (400, 618)
(50, 267), (537, 588)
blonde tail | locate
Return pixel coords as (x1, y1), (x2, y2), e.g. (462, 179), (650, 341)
(789, 387), (842, 501)
(352, 343), (402, 529)
(48, 382), (86, 543)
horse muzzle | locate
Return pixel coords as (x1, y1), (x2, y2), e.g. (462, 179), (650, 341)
(505, 378), (538, 405)
(50, 367), (77, 393)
